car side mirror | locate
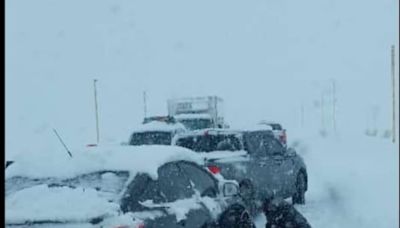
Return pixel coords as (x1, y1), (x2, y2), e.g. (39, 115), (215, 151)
(222, 182), (239, 197)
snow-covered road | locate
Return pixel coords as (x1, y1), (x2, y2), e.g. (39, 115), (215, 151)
(255, 131), (399, 228)
(5, 124), (398, 228)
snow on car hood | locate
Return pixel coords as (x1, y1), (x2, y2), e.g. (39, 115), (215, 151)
(6, 145), (204, 180)
(6, 184), (120, 224)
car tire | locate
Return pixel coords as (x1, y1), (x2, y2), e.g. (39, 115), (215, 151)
(292, 172), (306, 205)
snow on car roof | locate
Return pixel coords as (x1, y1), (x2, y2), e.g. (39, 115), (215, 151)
(174, 128), (242, 138)
(240, 124), (274, 132)
(174, 125), (273, 140)
(132, 121), (186, 133)
(258, 120), (282, 125)
(6, 145), (203, 180)
(174, 113), (212, 120)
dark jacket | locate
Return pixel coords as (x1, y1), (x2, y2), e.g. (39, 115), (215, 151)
(263, 198), (311, 228)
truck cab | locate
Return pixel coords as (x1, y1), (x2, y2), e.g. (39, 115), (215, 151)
(167, 96), (226, 130)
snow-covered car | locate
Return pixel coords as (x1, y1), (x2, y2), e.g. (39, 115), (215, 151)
(173, 128), (308, 211)
(258, 121), (287, 146)
(128, 120), (187, 146)
(6, 145), (255, 228)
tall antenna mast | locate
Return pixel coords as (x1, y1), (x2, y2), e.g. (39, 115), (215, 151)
(143, 91), (147, 118)
(93, 79), (100, 144)
(391, 45), (396, 143)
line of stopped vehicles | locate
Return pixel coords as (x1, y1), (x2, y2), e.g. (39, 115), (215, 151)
(5, 96), (308, 228)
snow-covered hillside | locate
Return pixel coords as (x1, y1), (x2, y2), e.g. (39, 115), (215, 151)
(255, 130), (399, 228)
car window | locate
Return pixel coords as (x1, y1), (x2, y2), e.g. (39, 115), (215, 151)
(268, 124), (282, 130)
(129, 132), (172, 145)
(178, 162), (217, 197)
(215, 135), (242, 151)
(263, 138), (285, 156)
(244, 131), (269, 157)
(120, 173), (155, 213)
(157, 162), (195, 202)
(178, 119), (212, 130)
(121, 163), (196, 213)
(176, 137), (195, 150)
(176, 134), (242, 152)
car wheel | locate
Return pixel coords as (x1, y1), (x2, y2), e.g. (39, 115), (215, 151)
(292, 172), (306, 205)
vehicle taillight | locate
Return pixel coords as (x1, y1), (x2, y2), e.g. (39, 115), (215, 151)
(208, 165), (221, 174)
(280, 130), (287, 144)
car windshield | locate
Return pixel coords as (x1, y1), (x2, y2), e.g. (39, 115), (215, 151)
(6, 171), (130, 202)
(6, 176), (59, 196)
(176, 134), (242, 152)
(268, 124), (282, 130)
(129, 131), (172, 145)
(64, 171), (130, 201)
(243, 131), (283, 155)
(178, 119), (212, 130)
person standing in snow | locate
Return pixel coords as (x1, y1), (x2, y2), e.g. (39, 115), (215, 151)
(263, 191), (311, 228)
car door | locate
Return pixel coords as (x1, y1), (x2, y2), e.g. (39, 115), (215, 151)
(264, 137), (294, 197)
(124, 163), (210, 228)
(243, 131), (277, 199)
(178, 162), (222, 225)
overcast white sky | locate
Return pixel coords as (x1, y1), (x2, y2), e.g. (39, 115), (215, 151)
(6, 0), (399, 156)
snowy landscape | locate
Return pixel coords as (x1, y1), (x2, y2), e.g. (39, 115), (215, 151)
(6, 0), (399, 227)
(254, 129), (399, 227)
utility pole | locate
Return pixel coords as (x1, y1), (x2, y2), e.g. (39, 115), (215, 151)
(332, 79), (337, 133)
(300, 104), (304, 128)
(372, 105), (378, 135)
(93, 79), (100, 144)
(143, 91), (147, 119)
(391, 45), (396, 143)
(321, 93), (324, 130)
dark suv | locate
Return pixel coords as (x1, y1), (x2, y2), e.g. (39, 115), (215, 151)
(173, 129), (308, 211)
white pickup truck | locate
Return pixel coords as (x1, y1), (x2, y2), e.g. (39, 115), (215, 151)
(167, 96), (226, 130)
